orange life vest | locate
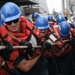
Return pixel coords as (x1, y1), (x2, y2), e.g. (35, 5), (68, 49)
(48, 25), (72, 57)
(0, 26), (12, 42)
(2, 16), (40, 74)
(20, 16), (40, 39)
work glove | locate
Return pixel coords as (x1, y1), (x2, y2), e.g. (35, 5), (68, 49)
(0, 40), (13, 60)
(19, 40), (33, 56)
(40, 41), (52, 54)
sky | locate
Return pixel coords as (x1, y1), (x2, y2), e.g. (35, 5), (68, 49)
(46, 0), (62, 14)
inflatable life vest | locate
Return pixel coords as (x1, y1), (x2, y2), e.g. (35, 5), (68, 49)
(1, 49), (20, 75)
(0, 26), (13, 75)
(47, 25), (72, 57)
(48, 25), (63, 48)
(0, 25), (12, 42)
(1, 16), (41, 74)
(20, 16), (40, 40)
(4, 16), (40, 59)
(5, 16), (40, 45)
(21, 17), (41, 57)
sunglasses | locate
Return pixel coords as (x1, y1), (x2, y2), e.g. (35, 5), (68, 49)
(5, 18), (19, 25)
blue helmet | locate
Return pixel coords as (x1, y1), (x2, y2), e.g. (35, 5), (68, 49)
(35, 16), (49, 29)
(56, 14), (66, 24)
(1, 2), (22, 22)
(32, 12), (39, 18)
(48, 15), (54, 21)
(58, 21), (70, 36)
(0, 11), (5, 26)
